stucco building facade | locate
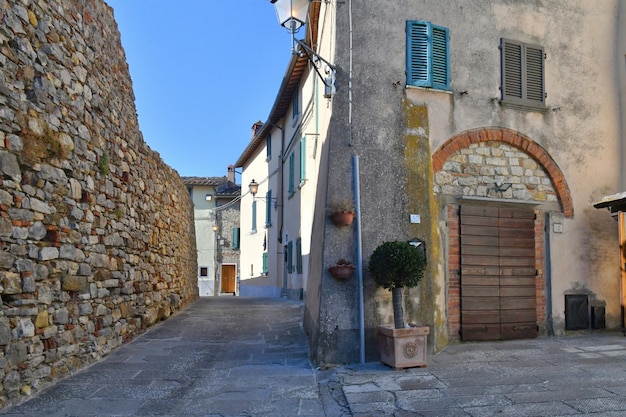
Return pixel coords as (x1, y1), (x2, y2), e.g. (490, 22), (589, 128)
(244, 0), (626, 364)
(182, 168), (240, 296)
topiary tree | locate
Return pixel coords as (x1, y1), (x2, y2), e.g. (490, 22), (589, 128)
(369, 241), (427, 329)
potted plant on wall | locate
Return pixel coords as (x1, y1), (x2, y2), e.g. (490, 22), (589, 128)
(328, 258), (356, 280)
(369, 240), (429, 369)
(327, 198), (356, 226)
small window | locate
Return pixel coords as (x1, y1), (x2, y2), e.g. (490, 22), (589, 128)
(406, 21), (450, 90)
(266, 134), (272, 161)
(296, 237), (302, 274)
(265, 190), (272, 227)
(251, 200), (257, 233)
(232, 228), (240, 249)
(288, 152), (295, 197)
(500, 38), (545, 109)
(200, 267), (208, 277)
(299, 137), (306, 185)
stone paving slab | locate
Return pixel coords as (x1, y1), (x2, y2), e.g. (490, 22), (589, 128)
(334, 332), (626, 416)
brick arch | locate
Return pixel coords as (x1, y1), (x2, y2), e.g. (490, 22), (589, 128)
(432, 127), (573, 217)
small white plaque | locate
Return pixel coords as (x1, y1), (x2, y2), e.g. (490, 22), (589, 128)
(553, 223), (563, 233)
(410, 214), (421, 224)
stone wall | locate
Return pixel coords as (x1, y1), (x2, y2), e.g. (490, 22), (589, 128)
(0, 0), (198, 407)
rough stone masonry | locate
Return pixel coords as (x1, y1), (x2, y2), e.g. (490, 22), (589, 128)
(0, 0), (198, 408)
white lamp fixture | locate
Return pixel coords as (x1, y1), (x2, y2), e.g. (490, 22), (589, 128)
(270, 0), (309, 34)
(269, 0), (336, 97)
(205, 194), (212, 201)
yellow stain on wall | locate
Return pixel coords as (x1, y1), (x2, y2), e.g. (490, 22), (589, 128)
(403, 98), (448, 352)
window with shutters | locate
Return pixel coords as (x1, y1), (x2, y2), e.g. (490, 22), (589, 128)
(287, 241), (294, 273)
(296, 237), (303, 274)
(232, 228), (240, 249)
(406, 21), (450, 90)
(265, 190), (272, 228)
(299, 137), (306, 186)
(262, 252), (268, 275)
(500, 38), (546, 110)
(251, 200), (257, 233)
(288, 152), (295, 197)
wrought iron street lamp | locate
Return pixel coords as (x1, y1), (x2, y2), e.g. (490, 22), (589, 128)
(269, 0), (336, 97)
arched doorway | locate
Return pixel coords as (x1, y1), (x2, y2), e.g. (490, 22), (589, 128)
(433, 127), (573, 341)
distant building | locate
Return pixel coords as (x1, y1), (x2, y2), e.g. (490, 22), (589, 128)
(182, 167), (241, 296)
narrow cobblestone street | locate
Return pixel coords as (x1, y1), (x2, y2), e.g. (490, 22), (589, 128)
(0, 297), (345, 417)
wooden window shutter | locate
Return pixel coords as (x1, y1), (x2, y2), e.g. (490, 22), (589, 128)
(299, 136), (306, 182)
(407, 21), (430, 87)
(262, 252), (268, 274)
(501, 38), (545, 109)
(525, 44), (545, 104)
(288, 152), (295, 195)
(287, 241), (293, 273)
(431, 25), (450, 90)
(251, 201), (257, 232)
(296, 237), (302, 274)
(232, 227), (240, 249)
(406, 21), (450, 90)
(265, 190), (272, 227)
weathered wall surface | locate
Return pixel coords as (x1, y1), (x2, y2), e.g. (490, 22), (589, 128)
(0, 0), (198, 407)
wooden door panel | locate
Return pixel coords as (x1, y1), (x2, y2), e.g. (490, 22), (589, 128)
(500, 277), (536, 287)
(501, 287), (535, 297)
(462, 245), (500, 256)
(461, 297), (500, 310)
(461, 311), (500, 324)
(500, 298), (537, 310)
(500, 267), (536, 276)
(461, 276), (500, 286)
(462, 325), (501, 341)
(461, 225), (499, 237)
(462, 205), (500, 217)
(501, 324), (537, 339)
(462, 286), (500, 297)
(461, 266), (500, 276)
(460, 205), (537, 342)
(500, 257), (535, 267)
(499, 247), (535, 257)
(462, 235), (499, 246)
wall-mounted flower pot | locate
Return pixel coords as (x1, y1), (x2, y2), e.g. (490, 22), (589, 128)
(330, 211), (355, 227)
(328, 264), (355, 280)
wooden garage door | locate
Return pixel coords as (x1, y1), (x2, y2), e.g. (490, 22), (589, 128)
(460, 205), (538, 341)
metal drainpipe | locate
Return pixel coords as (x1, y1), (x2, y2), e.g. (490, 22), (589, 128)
(354, 155), (364, 364)
(544, 212), (554, 336)
(346, 0), (363, 363)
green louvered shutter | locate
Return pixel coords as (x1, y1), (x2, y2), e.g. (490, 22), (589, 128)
(431, 25), (449, 90)
(407, 21), (449, 90)
(265, 190), (272, 227)
(232, 228), (240, 249)
(407, 21), (429, 87)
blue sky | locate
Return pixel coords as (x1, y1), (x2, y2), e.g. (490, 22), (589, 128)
(105, 1), (291, 179)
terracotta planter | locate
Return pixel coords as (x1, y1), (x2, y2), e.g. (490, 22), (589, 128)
(378, 325), (429, 369)
(328, 264), (355, 280)
(330, 211), (355, 226)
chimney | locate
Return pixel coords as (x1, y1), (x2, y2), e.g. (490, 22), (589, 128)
(228, 165), (235, 183)
(251, 121), (263, 138)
